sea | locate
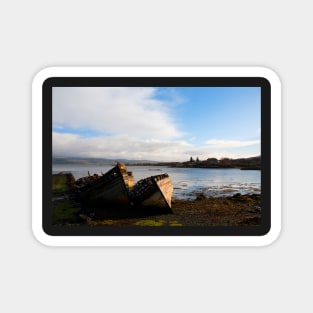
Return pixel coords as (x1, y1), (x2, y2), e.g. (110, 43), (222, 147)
(53, 164), (261, 200)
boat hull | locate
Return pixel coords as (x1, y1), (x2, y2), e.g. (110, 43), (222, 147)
(79, 163), (132, 208)
(141, 176), (173, 209)
(130, 174), (173, 211)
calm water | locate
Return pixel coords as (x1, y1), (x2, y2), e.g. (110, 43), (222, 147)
(53, 164), (261, 199)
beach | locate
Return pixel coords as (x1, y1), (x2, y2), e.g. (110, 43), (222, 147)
(53, 192), (261, 227)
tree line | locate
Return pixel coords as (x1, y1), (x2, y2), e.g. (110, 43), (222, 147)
(158, 156), (261, 169)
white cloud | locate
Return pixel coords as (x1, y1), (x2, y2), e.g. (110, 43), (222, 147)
(53, 133), (260, 161)
(205, 139), (260, 149)
(184, 139), (260, 160)
(53, 87), (182, 140)
(53, 132), (192, 161)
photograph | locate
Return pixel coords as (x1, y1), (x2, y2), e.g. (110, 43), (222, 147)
(51, 85), (262, 230)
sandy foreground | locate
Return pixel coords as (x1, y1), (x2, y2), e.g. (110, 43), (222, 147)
(53, 192), (261, 227)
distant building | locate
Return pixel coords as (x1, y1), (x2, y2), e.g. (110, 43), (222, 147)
(206, 158), (218, 165)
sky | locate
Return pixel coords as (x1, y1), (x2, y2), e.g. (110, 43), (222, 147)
(52, 86), (261, 161)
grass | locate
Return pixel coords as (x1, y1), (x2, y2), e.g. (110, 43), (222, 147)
(134, 220), (166, 226)
(52, 201), (80, 224)
(81, 218), (183, 227)
(52, 173), (75, 193)
(169, 221), (182, 226)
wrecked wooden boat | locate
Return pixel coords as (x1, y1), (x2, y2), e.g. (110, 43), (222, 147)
(78, 162), (134, 208)
(129, 174), (173, 211)
(75, 162), (173, 216)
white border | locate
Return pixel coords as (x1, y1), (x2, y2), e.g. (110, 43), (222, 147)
(32, 67), (281, 247)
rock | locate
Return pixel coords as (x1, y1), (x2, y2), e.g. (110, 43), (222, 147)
(196, 193), (206, 200)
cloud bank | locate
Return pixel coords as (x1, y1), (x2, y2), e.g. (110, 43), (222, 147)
(53, 132), (191, 161)
(53, 87), (182, 140)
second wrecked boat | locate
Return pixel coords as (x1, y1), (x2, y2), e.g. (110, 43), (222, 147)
(129, 174), (173, 210)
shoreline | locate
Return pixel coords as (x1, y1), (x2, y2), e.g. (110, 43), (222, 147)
(127, 163), (261, 170)
(53, 192), (261, 227)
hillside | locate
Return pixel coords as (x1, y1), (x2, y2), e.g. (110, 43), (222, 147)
(52, 157), (157, 166)
(53, 156), (261, 170)
(154, 156), (261, 170)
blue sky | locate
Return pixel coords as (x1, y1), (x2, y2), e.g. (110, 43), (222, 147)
(53, 87), (260, 161)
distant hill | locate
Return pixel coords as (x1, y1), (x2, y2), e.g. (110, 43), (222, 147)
(153, 156), (261, 170)
(52, 157), (158, 166)
(53, 156), (261, 170)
